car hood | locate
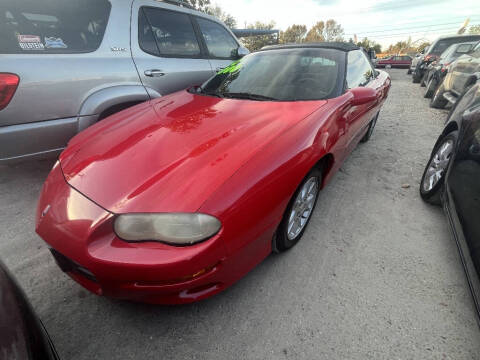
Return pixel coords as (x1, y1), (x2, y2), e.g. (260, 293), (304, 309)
(60, 91), (326, 214)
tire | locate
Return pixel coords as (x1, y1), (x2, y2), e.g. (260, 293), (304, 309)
(430, 83), (448, 109)
(420, 71), (428, 87)
(275, 168), (322, 252)
(360, 113), (379, 143)
(420, 132), (457, 205)
(407, 69), (412, 75)
(412, 71), (421, 83)
(424, 76), (438, 98)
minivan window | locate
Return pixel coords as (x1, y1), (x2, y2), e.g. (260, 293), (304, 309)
(141, 7), (201, 57)
(346, 50), (374, 88)
(196, 18), (238, 59)
(0, 0), (111, 54)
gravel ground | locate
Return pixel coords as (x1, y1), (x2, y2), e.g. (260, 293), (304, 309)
(1, 69), (479, 359)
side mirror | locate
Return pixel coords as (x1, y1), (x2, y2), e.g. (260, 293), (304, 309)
(236, 46), (250, 59)
(350, 87), (377, 106)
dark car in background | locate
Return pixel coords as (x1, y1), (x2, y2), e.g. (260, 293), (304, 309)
(0, 260), (59, 359)
(412, 34), (480, 83)
(375, 55), (412, 69)
(423, 41), (477, 98)
(431, 41), (480, 109)
(420, 82), (480, 320)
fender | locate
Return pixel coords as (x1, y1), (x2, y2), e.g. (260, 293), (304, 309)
(77, 85), (161, 132)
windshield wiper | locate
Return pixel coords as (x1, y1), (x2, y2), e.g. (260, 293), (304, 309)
(221, 92), (278, 101)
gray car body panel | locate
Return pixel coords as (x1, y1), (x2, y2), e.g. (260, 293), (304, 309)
(0, 0), (243, 163)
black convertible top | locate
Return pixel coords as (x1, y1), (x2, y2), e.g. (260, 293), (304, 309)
(260, 42), (360, 52)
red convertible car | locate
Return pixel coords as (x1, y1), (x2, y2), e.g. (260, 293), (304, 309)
(36, 43), (390, 304)
(375, 55), (412, 69)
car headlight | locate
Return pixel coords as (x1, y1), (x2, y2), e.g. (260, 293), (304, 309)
(114, 213), (221, 246)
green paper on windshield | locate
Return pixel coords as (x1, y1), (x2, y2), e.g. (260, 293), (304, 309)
(217, 61), (242, 74)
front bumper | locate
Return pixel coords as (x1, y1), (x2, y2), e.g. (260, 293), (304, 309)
(35, 162), (228, 304)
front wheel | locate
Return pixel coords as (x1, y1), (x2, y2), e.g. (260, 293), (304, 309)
(430, 84), (448, 109)
(412, 71), (422, 83)
(420, 71), (428, 87)
(420, 132), (457, 205)
(275, 168), (322, 252)
(424, 76), (438, 98)
(407, 68), (412, 75)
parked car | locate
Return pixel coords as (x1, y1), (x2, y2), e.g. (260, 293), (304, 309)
(412, 34), (480, 83)
(420, 81), (480, 319)
(408, 47), (428, 75)
(0, 260), (59, 359)
(375, 55), (412, 69)
(36, 43), (391, 304)
(423, 41), (478, 98)
(0, 0), (248, 163)
(431, 41), (480, 109)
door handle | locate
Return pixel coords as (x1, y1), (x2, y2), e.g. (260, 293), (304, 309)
(144, 69), (165, 77)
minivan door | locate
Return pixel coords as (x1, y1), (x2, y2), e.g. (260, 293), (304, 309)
(131, 1), (214, 97)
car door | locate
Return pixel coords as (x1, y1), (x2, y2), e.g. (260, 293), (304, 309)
(131, 1), (214, 97)
(451, 48), (480, 95)
(345, 50), (380, 150)
(193, 16), (241, 73)
(447, 104), (480, 271)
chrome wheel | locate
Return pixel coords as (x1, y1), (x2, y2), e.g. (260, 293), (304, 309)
(287, 177), (318, 240)
(422, 139), (454, 192)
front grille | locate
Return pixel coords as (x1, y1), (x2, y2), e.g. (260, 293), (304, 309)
(49, 249), (97, 283)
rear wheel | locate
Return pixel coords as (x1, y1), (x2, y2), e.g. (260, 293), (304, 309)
(430, 83), (448, 109)
(420, 132), (457, 205)
(275, 168), (322, 252)
(360, 113), (379, 143)
(407, 68), (412, 75)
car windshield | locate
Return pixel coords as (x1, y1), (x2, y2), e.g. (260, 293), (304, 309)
(431, 37), (480, 55)
(199, 48), (345, 101)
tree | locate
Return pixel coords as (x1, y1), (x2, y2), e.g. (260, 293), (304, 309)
(356, 37), (382, 54)
(416, 42), (430, 53)
(279, 24), (307, 44)
(205, 5), (237, 28)
(240, 21), (278, 52)
(186, 0), (210, 11)
(469, 25), (480, 34)
(305, 19), (344, 43)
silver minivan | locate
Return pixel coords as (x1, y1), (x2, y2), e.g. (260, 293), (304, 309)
(0, 0), (248, 162)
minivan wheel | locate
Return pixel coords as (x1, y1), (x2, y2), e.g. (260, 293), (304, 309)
(275, 168), (321, 252)
(420, 132), (457, 205)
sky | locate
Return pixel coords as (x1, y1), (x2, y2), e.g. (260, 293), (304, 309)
(213, 0), (480, 49)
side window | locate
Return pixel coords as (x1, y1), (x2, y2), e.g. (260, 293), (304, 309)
(139, 7), (201, 57)
(346, 50), (374, 89)
(196, 18), (238, 59)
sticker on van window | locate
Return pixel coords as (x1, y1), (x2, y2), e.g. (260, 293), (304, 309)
(17, 35), (45, 50)
(217, 61), (242, 75)
(45, 37), (68, 49)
